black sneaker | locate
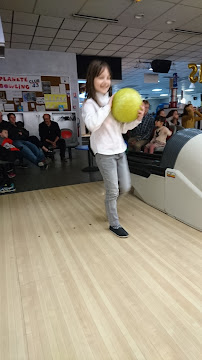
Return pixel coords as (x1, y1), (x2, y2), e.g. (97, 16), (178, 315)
(109, 226), (129, 238)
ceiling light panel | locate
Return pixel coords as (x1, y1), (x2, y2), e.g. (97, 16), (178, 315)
(138, 29), (160, 39)
(81, 21), (106, 33)
(66, 47), (83, 54)
(38, 15), (63, 28)
(154, 32), (175, 41)
(14, 11), (39, 25)
(49, 46), (68, 52)
(56, 29), (78, 39)
(76, 32), (97, 41)
(120, 27), (143, 37)
(61, 18), (86, 31)
(70, 40), (91, 48)
(102, 24), (126, 35)
(82, 48), (99, 55)
(35, 27), (58, 37)
(2, 22), (12, 33)
(128, 38), (148, 46)
(12, 34), (32, 43)
(88, 42), (107, 49)
(11, 42), (30, 49)
(52, 38), (72, 46)
(112, 36), (133, 45)
(0, 9), (12, 22)
(94, 34), (116, 43)
(0, 0), (35, 13)
(98, 49), (116, 56)
(13, 24), (36, 36)
(33, 36), (53, 45)
(30, 44), (49, 51)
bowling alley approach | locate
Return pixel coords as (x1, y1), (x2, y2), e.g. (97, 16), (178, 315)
(0, 1), (202, 360)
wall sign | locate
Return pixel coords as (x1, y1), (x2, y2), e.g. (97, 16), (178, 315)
(0, 75), (42, 91)
(44, 94), (68, 110)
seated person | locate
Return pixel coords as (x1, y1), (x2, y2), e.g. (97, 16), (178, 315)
(0, 111), (9, 130)
(7, 117), (49, 168)
(156, 109), (169, 128)
(166, 110), (184, 132)
(181, 104), (202, 128)
(0, 127), (26, 176)
(128, 100), (155, 152)
(7, 112), (52, 155)
(39, 114), (67, 161)
(144, 115), (172, 154)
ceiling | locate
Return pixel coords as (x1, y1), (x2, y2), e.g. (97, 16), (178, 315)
(0, 0), (202, 98)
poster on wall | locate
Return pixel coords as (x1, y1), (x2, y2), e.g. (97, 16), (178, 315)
(23, 92), (36, 102)
(21, 102), (28, 111)
(4, 103), (15, 111)
(0, 91), (6, 100)
(44, 94), (68, 110)
(42, 81), (51, 94)
(36, 97), (45, 104)
(6, 90), (22, 100)
(51, 86), (60, 94)
(0, 76), (42, 91)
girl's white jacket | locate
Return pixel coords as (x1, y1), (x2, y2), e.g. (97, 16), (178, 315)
(82, 92), (141, 155)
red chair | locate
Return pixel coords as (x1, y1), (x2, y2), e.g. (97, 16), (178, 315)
(61, 129), (76, 160)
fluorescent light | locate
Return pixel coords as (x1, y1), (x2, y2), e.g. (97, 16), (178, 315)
(72, 13), (118, 23)
(189, 82), (195, 89)
(160, 94), (168, 96)
(135, 14), (144, 19)
(79, 93), (86, 99)
(184, 89), (194, 92)
(166, 20), (175, 25)
(78, 80), (86, 84)
(152, 88), (162, 92)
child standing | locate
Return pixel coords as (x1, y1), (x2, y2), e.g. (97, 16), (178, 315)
(144, 115), (172, 154)
(82, 60), (144, 238)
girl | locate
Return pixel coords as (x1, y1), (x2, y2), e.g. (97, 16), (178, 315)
(166, 109), (184, 132)
(82, 60), (144, 238)
(144, 115), (172, 154)
(181, 104), (202, 129)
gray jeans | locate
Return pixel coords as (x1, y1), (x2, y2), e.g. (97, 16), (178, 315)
(95, 152), (131, 228)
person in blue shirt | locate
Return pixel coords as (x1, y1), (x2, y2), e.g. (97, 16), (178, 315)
(128, 100), (155, 152)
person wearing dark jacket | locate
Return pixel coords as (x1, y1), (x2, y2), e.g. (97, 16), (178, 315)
(7, 112), (52, 155)
(7, 113), (49, 168)
(39, 114), (67, 161)
(0, 111), (9, 130)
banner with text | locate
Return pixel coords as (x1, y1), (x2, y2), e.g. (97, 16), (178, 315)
(44, 94), (68, 110)
(0, 75), (42, 91)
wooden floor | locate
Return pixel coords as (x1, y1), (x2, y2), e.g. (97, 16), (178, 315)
(0, 182), (202, 360)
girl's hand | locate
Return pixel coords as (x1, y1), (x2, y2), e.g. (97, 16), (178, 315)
(108, 94), (114, 108)
(137, 104), (145, 122)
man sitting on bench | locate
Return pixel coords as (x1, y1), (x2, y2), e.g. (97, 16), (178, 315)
(39, 114), (67, 162)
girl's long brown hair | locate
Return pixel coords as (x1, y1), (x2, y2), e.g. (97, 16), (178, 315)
(182, 104), (192, 116)
(86, 60), (112, 104)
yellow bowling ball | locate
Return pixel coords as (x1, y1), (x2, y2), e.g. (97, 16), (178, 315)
(112, 88), (142, 123)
